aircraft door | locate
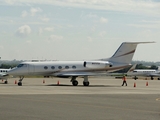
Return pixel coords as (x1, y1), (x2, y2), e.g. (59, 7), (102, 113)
(28, 64), (35, 74)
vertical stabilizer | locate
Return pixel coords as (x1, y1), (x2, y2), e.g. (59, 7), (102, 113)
(127, 64), (137, 73)
(157, 66), (160, 71)
(105, 42), (154, 64)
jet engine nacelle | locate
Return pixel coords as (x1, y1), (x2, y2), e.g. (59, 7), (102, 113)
(84, 61), (112, 69)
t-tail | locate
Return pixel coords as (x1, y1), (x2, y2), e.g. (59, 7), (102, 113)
(101, 42), (155, 65)
(157, 66), (160, 71)
(127, 64), (137, 74)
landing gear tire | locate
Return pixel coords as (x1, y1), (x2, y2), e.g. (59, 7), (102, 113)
(83, 81), (89, 86)
(4, 81), (8, 84)
(158, 78), (160, 80)
(18, 82), (22, 86)
(72, 81), (78, 86)
(151, 77), (154, 80)
(133, 76), (138, 80)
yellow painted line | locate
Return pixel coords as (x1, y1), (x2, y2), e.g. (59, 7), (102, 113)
(156, 98), (160, 101)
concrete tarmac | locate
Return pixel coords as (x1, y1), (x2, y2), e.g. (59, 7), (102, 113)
(0, 77), (160, 120)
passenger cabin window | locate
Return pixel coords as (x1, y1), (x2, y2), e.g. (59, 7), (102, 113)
(44, 66), (48, 70)
(58, 66), (62, 69)
(51, 66), (55, 69)
(65, 66), (69, 69)
(72, 66), (76, 69)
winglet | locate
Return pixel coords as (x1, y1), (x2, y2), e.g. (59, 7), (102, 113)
(107, 41), (155, 64)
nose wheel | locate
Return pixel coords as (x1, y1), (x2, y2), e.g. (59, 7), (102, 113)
(4, 80), (8, 84)
(18, 76), (24, 86)
(18, 82), (22, 86)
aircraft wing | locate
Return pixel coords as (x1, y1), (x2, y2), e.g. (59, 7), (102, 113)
(0, 73), (9, 79)
(54, 72), (108, 77)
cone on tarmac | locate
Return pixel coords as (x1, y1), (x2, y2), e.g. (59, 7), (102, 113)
(146, 81), (148, 86)
(2, 79), (3, 82)
(43, 80), (45, 84)
(15, 80), (17, 84)
(134, 82), (136, 87)
(57, 81), (60, 85)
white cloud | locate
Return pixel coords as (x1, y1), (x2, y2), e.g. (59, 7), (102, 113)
(128, 23), (160, 29)
(38, 27), (54, 35)
(87, 36), (93, 42)
(38, 27), (43, 35)
(26, 40), (32, 44)
(91, 26), (96, 32)
(82, 13), (98, 19)
(16, 25), (31, 37)
(0, 45), (4, 49)
(48, 34), (63, 41)
(30, 7), (42, 16)
(41, 17), (50, 22)
(100, 17), (108, 23)
(4, 0), (14, 5)
(44, 27), (54, 32)
(2, 0), (160, 16)
(21, 10), (28, 18)
(99, 31), (107, 37)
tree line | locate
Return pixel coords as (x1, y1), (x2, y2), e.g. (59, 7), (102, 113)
(0, 64), (18, 69)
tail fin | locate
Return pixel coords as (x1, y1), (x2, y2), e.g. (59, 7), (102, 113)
(103, 42), (154, 64)
(127, 64), (137, 73)
(157, 66), (160, 71)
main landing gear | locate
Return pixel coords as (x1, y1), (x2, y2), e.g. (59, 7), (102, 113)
(18, 76), (24, 86)
(71, 76), (78, 86)
(83, 76), (89, 86)
(70, 76), (90, 86)
(133, 76), (138, 80)
(151, 76), (154, 80)
(4, 80), (8, 84)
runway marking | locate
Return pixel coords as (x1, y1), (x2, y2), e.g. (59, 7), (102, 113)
(1, 95), (160, 114)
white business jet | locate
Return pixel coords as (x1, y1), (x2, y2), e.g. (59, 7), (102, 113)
(7, 42), (154, 86)
(0, 68), (11, 84)
(128, 66), (160, 80)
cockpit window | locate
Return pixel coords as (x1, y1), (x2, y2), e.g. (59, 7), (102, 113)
(17, 64), (27, 68)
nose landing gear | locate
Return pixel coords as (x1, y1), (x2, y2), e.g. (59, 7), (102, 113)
(18, 76), (24, 86)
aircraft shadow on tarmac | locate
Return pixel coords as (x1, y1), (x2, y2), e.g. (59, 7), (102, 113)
(46, 84), (121, 87)
(0, 82), (121, 87)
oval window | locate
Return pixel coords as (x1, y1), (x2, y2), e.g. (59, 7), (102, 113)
(51, 66), (55, 69)
(65, 66), (69, 69)
(44, 66), (48, 70)
(58, 66), (62, 69)
(72, 66), (76, 69)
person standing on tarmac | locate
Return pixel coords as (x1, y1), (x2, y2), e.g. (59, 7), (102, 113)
(122, 75), (127, 86)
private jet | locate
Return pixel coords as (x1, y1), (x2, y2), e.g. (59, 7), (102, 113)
(7, 42), (154, 86)
(0, 68), (11, 84)
(128, 66), (160, 80)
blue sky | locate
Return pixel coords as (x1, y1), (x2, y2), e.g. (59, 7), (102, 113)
(0, 0), (160, 62)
